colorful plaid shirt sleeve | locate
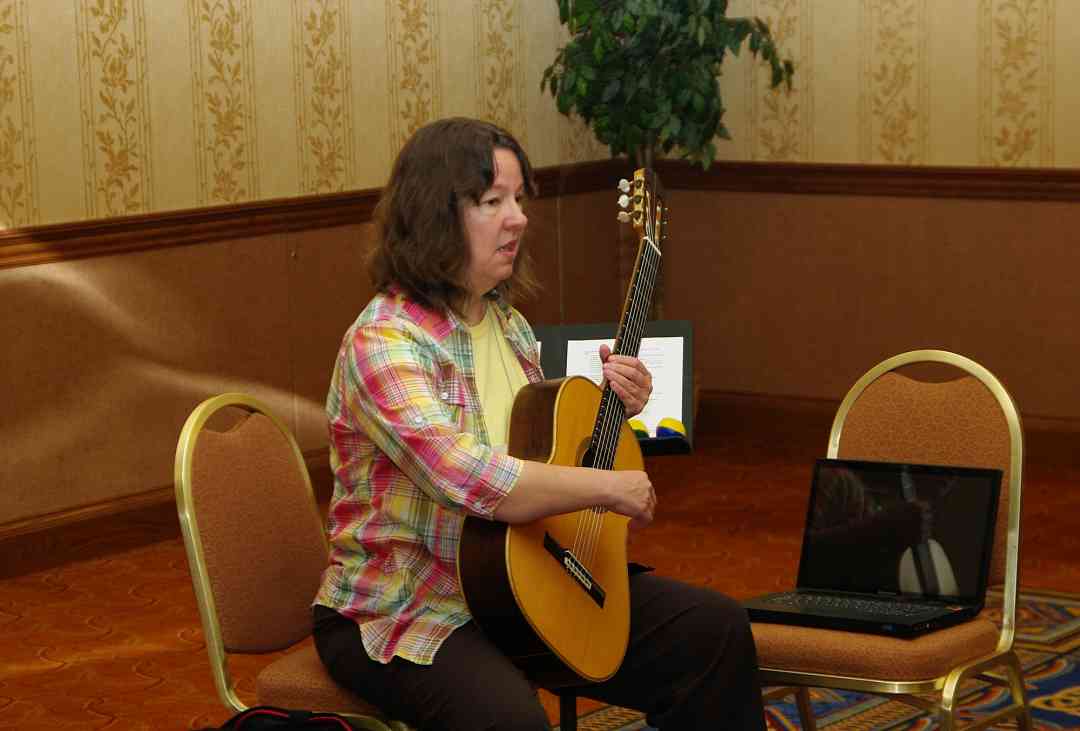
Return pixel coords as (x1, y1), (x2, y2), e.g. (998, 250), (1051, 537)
(341, 319), (522, 517)
(314, 292), (540, 666)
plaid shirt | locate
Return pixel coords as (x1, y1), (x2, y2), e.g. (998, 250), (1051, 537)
(314, 288), (543, 665)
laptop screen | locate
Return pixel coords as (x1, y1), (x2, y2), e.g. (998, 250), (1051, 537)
(797, 459), (1002, 604)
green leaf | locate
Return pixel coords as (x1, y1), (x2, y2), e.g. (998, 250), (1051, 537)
(545, 2), (794, 161)
(602, 79), (621, 103)
(661, 116), (681, 140)
(702, 141), (716, 170)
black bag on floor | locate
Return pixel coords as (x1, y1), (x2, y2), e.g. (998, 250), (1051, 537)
(199, 705), (361, 730)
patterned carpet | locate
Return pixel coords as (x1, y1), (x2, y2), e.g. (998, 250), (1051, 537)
(560, 589), (1080, 731)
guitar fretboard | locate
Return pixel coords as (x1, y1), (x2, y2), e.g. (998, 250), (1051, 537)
(588, 226), (663, 472)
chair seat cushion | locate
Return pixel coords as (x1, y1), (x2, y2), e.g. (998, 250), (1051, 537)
(752, 614), (1000, 681)
(257, 643), (385, 717)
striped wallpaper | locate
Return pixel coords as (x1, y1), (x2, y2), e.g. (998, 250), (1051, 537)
(0, 0), (1074, 228)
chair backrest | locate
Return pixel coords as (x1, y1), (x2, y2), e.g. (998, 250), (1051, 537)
(828, 350), (1024, 643)
(175, 393), (329, 659)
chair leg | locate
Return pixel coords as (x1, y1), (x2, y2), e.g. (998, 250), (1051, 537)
(794, 687), (817, 731)
(559, 691), (577, 731)
(1002, 651), (1033, 731)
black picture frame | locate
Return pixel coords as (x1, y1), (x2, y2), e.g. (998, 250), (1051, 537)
(531, 319), (693, 456)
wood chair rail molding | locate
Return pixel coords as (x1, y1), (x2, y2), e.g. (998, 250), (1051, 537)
(654, 160), (1080, 201)
(4, 161), (1080, 271)
(0, 189), (381, 271)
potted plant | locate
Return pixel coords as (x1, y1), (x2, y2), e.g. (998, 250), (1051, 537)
(542, 0), (795, 169)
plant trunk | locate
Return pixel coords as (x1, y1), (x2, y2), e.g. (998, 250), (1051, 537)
(634, 143), (655, 169)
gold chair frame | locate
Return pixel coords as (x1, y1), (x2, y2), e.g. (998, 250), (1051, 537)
(175, 392), (412, 731)
(760, 350), (1030, 731)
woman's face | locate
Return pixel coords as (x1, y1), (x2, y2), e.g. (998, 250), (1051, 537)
(462, 147), (528, 300)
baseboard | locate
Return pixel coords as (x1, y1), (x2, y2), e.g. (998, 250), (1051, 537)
(699, 388), (1080, 433)
(0, 493), (180, 579)
(698, 389), (841, 415)
(0, 486), (178, 544)
(0, 448), (333, 579)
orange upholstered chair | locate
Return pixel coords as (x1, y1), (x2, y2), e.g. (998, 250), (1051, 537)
(174, 393), (412, 731)
(756, 350), (1030, 731)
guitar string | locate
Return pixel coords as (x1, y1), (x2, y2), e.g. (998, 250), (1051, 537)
(582, 262), (633, 564)
(604, 198), (661, 560)
(579, 192), (662, 569)
(579, 195), (659, 569)
(578, 258), (632, 561)
(583, 238), (654, 566)
(586, 234), (658, 568)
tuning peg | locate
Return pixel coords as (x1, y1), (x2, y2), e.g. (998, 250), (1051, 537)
(617, 193), (630, 209)
(617, 178), (631, 193)
(616, 211), (631, 223)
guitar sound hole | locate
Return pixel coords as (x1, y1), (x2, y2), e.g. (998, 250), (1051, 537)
(580, 442), (596, 469)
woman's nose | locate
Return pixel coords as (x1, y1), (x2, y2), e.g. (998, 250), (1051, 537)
(506, 201), (527, 229)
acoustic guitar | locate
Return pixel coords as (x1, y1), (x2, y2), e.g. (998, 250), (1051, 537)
(457, 168), (667, 685)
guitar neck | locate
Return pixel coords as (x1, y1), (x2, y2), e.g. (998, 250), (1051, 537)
(589, 169), (666, 471)
(612, 235), (663, 360)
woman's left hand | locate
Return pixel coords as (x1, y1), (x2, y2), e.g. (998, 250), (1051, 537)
(599, 343), (653, 418)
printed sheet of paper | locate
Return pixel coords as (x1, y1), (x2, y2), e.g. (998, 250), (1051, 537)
(564, 337), (684, 436)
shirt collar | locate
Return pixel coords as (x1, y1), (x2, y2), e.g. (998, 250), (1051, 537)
(387, 285), (514, 342)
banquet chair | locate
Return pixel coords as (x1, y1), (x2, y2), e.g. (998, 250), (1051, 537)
(174, 392), (412, 731)
(755, 350), (1030, 731)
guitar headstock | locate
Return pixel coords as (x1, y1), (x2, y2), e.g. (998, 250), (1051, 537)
(616, 168), (666, 251)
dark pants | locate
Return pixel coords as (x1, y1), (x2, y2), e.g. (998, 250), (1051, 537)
(313, 572), (765, 731)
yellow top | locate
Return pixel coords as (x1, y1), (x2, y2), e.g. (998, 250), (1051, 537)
(468, 303), (529, 451)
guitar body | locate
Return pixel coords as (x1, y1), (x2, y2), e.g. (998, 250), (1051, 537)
(458, 375), (643, 685)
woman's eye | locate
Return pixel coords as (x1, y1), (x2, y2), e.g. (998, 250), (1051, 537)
(483, 197), (500, 207)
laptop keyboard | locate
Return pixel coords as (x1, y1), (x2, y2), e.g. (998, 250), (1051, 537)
(767, 592), (935, 617)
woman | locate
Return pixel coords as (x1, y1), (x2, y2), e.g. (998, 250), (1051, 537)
(312, 117), (764, 730)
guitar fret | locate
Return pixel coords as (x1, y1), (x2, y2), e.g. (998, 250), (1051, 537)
(591, 200), (664, 469)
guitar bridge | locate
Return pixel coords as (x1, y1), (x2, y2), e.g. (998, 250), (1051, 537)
(543, 532), (606, 607)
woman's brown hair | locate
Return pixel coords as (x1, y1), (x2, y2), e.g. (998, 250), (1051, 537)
(370, 117), (540, 314)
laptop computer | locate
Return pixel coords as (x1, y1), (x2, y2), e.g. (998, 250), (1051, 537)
(743, 458), (1002, 637)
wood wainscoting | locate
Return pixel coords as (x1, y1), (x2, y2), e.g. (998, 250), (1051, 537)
(5, 160), (1080, 542)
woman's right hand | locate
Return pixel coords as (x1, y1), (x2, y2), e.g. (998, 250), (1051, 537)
(495, 461), (656, 526)
(604, 470), (656, 530)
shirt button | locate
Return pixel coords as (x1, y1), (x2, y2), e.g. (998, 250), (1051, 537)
(440, 391), (449, 400)
(412, 416), (424, 425)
